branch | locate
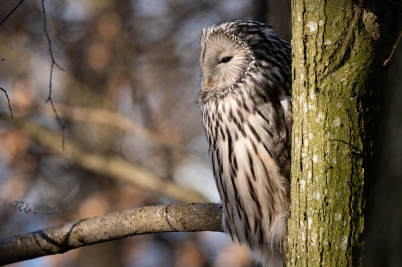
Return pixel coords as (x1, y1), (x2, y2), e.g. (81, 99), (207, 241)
(383, 30), (402, 66)
(0, 203), (223, 265)
(50, 104), (177, 147)
(0, 0), (25, 26)
(46, 104), (211, 169)
(0, 113), (208, 203)
(41, 0), (66, 149)
(0, 86), (13, 118)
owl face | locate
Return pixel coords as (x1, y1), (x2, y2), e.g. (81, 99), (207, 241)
(199, 20), (292, 102)
(200, 31), (252, 91)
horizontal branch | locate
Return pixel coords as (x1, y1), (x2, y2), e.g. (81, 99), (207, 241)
(0, 113), (207, 203)
(51, 103), (177, 147)
(47, 103), (211, 170)
(0, 203), (223, 265)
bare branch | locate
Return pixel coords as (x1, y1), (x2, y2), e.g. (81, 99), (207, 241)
(0, 112), (208, 203)
(0, 0), (25, 26)
(42, 104), (211, 171)
(41, 0), (66, 149)
(47, 104), (210, 167)
(0, 87), (13, 118)
(383, 30), (402, 66)
(0, 203), (223, 265)
(51, 104), (176, 147)
(41, 0), (65, 73)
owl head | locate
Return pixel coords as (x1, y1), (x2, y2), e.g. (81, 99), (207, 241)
(199, 20), (291, 95)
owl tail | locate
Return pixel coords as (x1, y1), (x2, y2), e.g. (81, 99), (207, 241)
(251, 247), (283, 267)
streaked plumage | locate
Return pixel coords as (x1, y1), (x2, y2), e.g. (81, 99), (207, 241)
(198, 20), (291, 266)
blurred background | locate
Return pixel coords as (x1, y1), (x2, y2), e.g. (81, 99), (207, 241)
(0, 0), (291, 266)
(1, 0), (401, 267)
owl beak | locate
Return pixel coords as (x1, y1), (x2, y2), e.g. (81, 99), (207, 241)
(205, 77), (213, 89)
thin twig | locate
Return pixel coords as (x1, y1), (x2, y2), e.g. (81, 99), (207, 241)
(332, 139), (365, 156)
(383, 31), (402, 66)
(0, 87), (13, 118)
(0, 0), (25, 26)
(41, 0), (66, 150)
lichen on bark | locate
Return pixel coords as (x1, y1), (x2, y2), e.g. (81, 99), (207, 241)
(286, 0), (383, 266)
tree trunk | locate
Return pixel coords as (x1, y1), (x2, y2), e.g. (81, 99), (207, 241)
(287, 0), (400, 266)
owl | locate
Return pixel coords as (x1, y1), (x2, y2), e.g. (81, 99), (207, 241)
(198, 20), (292, 266)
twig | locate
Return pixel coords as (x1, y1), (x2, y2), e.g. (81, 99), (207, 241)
(332, 139), (365, 156)
(0, 203), (223, 265)
(383, 30), (402, 66)
(0, 87), (13, 118)
(41, 0), (66, 150)
(0, 0), (25, 26)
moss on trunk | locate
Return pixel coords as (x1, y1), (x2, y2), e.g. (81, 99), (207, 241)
(287, 0), (400, 266)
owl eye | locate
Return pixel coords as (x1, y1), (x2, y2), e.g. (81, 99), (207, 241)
(221, 57), (233, 63)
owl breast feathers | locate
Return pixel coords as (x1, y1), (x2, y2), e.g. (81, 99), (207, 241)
(198, 20), (291, 267)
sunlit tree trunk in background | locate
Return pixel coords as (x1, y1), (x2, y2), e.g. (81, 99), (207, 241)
(287, 0), (401, 266)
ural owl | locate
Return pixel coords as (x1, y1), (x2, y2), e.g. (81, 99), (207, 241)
(198, 20), (291, 266)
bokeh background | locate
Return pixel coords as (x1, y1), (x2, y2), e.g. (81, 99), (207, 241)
(0, 0), (401, 267)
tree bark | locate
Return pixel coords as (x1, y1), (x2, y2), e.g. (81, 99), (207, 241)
(0, 203), (223, 265)
(287, 0), (400, 266)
